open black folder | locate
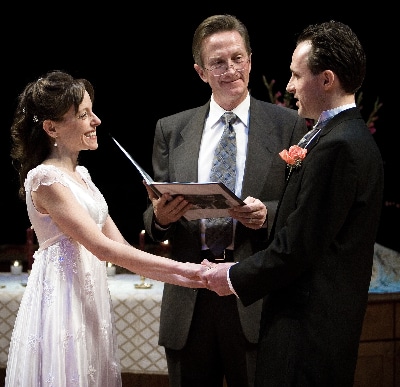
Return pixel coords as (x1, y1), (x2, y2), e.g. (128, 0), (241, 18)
(111, 136), (245, 221)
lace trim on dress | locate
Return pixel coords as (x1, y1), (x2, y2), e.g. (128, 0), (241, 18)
(76, 165), (91, 180)
(34, 236), (80, 281)
(24, 164), (92, 192)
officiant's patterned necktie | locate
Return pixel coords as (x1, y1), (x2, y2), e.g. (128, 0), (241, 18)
(205, 112), (237, 256)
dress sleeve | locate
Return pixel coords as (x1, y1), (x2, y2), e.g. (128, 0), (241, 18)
(25, 165), (69, 193)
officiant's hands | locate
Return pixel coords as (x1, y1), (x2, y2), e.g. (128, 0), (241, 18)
(144, 181), (193, 226)
(228, 196), (267, 230)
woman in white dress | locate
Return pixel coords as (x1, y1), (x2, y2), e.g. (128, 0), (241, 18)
(6, 70), (205, 386)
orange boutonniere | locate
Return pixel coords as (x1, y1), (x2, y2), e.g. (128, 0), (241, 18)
(279, 145), (307, 170)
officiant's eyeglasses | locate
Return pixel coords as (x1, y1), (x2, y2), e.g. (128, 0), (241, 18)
(204, 57), (250, 77)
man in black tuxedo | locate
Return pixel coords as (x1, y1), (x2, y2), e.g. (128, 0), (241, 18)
(143, 14), (308, 387)
(201, 20), (384, 387)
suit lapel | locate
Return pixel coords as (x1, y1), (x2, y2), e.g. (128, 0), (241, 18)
(173, 103), (210, 183)
(241, 98), (276, 199)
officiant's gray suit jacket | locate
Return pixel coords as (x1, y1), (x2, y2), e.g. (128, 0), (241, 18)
(143, 96), (308, 349)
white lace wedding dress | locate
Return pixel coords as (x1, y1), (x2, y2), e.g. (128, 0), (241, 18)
(5, 165), (122, 386)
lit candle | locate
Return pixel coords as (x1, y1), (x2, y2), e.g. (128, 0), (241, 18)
(11, 260), (23, 275)
(139, 230), (145, 250)
(160, 240), (170, 257)
(106, 262), (116, 276)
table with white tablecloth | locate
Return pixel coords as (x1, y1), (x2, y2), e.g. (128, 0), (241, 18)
(0, 273), (167, 375)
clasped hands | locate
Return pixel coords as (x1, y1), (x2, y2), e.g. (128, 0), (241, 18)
(197, 259), (237, 296)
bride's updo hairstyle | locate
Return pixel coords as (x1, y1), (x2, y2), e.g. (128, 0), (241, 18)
(10, 70), (94, 199)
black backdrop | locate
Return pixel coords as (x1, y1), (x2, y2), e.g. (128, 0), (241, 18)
(1, 6), (397, 250)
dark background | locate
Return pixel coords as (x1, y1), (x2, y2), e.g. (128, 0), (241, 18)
(1, 6), (397, 251)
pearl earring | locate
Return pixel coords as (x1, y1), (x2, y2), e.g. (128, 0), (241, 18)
(54, 136), (58, 147)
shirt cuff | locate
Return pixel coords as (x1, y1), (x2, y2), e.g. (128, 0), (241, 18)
(153, 219), (170, 231)
(227, 263), (239, 297)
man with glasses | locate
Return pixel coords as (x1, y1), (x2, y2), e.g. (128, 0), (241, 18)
(143, 14), (308, 387)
